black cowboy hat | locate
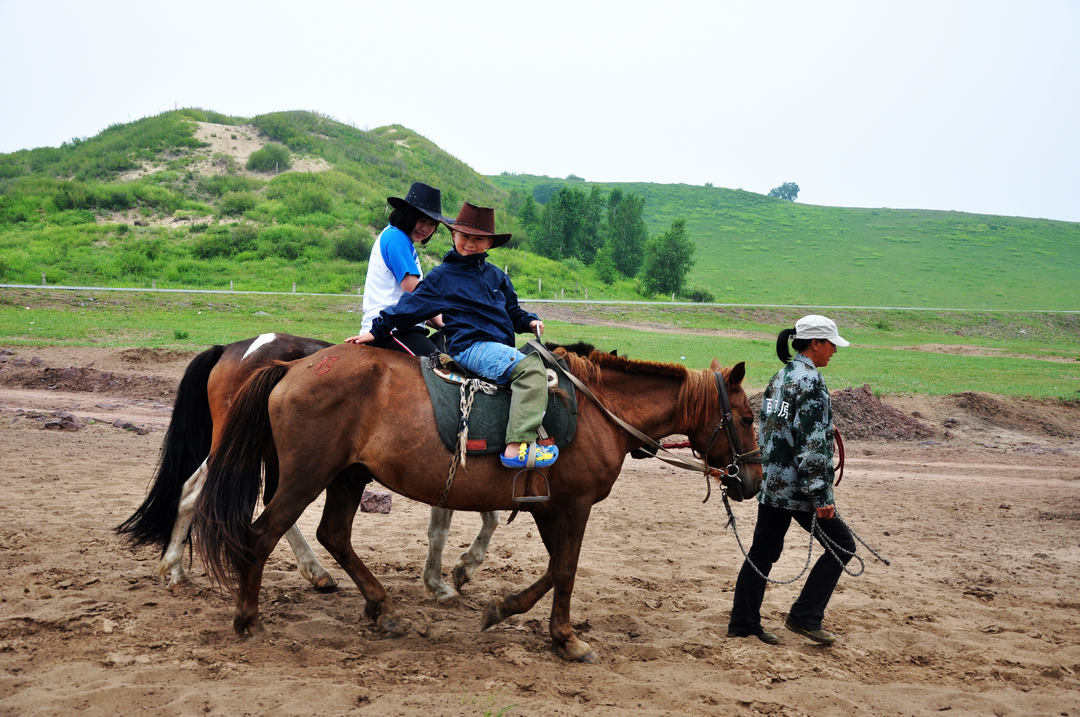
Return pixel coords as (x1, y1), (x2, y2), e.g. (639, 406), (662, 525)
(444, 202), (512, 248)
(387, 182), (449, 224)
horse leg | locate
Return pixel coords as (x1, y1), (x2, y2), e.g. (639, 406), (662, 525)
(423, 506), (458, 603)
(480, 509), (561, 633)
(481, 570), (553, 631)
(452, 510), (500, 591)
(316, 472), (403, 636)
(282, 525), (337, 592)
(496, 506), (594, 662)
(233, 481), (329, 636)
(261, 442), (336, 593)
(158, 458), (207, 591)
(542, 506), (596, 663)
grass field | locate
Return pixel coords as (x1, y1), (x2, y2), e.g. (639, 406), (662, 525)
(2, 289), (1076, 399)
(490, 175), (1080, 311)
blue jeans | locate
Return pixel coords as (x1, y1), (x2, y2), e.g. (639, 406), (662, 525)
(452, 341), (526, 385)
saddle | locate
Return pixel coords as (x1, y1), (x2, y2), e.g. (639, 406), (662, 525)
(420, 344), (579, 455)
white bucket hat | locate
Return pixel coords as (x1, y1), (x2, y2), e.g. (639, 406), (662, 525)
(794, 315), (849, 347)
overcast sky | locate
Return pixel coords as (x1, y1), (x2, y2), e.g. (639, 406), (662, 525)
(3, 0), (1077, 222)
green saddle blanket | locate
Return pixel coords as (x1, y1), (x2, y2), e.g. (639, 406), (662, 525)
(421, 345), (579, 455)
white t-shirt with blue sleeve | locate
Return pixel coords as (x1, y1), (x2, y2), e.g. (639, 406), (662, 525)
(361, 225), (425, 333)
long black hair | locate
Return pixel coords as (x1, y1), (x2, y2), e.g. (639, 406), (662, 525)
(775, 327), (812, 364)
(388, 205), (439, 244)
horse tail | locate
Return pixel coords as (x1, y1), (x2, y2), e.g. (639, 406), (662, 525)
(115, 343), (225, 550)
(194, 363), (288, 591)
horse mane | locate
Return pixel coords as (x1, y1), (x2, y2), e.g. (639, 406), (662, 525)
(555, 349), (722, 426)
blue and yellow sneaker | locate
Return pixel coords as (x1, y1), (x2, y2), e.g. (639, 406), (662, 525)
(500, 442), (559, 469)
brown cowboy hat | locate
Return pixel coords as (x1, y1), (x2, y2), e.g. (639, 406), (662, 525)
(444, 202), (512, 248)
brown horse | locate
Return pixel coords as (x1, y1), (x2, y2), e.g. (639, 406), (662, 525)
(116, 333), (500, 601)
(195, 344), (761, 662)
(116, 334), (339, 590)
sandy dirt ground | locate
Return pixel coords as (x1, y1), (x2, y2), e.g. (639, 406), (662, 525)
(0, 344), (1078, 716)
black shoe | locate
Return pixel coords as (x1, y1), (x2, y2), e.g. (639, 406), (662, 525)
(726, 628), (779, 645)
(784, 615), (836, 645)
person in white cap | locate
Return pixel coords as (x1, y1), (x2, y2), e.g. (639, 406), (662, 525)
(727, 314), (855, 646)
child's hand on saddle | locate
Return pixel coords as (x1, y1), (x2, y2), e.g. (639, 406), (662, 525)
(344, 333), (375, 344)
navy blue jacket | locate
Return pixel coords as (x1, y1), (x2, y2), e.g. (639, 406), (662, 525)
(369, 250), (538, 356)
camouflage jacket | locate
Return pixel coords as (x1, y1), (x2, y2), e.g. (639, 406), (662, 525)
(757, 353), (835, 512)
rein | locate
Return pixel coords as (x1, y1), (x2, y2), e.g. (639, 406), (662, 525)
(527, 341), (759, 492)
(834, 426), (845, 486)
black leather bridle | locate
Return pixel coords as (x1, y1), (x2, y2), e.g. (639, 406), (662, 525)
(693, 372), (762, 501)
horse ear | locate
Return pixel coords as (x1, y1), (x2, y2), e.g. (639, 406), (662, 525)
(710, 358), (722, 371)
(727, 361), (746, 386)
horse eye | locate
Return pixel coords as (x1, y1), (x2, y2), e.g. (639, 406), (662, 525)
(741, 416), (754, 427)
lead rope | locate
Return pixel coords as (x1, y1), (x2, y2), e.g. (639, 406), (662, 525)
(720, 491), (890, 585)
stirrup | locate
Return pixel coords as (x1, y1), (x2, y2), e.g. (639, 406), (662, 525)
(511, 470), (551, 504)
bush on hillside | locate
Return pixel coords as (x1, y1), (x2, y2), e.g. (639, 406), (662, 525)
(52, 209), (97, 226)
(257, 225), (305, 260)
(191, 224), (256, 259)
(198, 174), (263, 197)
(219, 191), (258, 216)
(332, 228), (370, 262)
(286, 187), (333, 215)
(246, 144), (291, 173)
(680, 287), (715, 303)
(92, 184), (137, 211)
(115, 249), (150, 278)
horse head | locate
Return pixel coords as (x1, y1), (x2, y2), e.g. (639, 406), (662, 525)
(686, 360), (762, 501)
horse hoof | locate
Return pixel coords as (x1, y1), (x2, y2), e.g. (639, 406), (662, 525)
(481, 598), (505, 630)
(377, 614), (407, 637)
(311, 574), (338, 593)
(429, 585), (458, 604)
(452, 564), (472, 591)
(160, 566), (190, 592)
(234, 616), (264, 637)
(555, 639), (596, 663)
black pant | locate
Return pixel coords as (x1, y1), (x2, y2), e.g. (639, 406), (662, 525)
(728, 502), (856, 633)
(368, 326), (439, 357)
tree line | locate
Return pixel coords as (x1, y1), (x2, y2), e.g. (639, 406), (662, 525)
(505, 184), (701, 299)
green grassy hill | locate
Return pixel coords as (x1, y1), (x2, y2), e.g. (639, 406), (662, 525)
(0, 109), (529, 295)
(490, 175), (1080, 311)
(0, 109), (1076, 310)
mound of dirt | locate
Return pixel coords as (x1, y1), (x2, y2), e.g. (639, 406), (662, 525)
(750, 384), (937, 441)
(0, 362), (176, 400)
(949, 392), (1079, 438)
(117, 347), (192, 365)
(832, 384), (937, 440)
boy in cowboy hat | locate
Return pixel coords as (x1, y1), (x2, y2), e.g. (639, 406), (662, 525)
(347, 202), (557, 469)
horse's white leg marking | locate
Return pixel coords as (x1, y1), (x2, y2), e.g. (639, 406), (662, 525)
(423, 506), (457, 603)
(158, 458), (208, 590)
(283, 524), (336, 590)
(453, 510), (500, 590)
(241, 332), (277, 361)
